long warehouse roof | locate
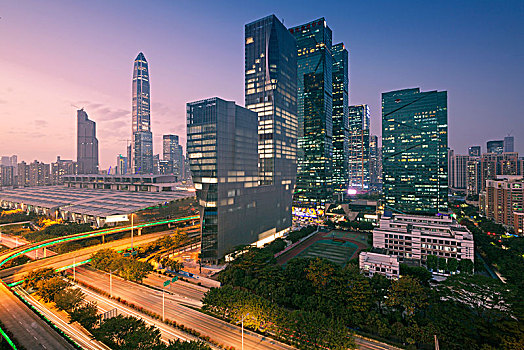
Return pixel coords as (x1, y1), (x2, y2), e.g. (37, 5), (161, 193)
(0, 186), (195, 218)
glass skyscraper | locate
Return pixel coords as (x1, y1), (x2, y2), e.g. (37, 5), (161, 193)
(188, 97), (293, 262)
(163, 134), (183, 177)
(382, 88), (448, 214)
(132, 52), (153, 174)
(245, 15), (297, 189)
(487, 140), (504, 154)
(290, 18), (334, 209)
(244, 14), (297, 231)
(348, 104), (370, 189)
(77, 109), (99, 174)
(331, 43), (350, 196)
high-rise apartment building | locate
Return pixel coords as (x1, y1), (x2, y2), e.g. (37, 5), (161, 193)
(77, 109), (99, 174)
(51, 156), (78, 184)
(448, 151), (469, 190)
(466, 158), (482, 196)
(487, 140), (504, 154)
(504, 136), (514, 153)
(290, 18), (333, 208)
(481, 176), (524, 231)
(480, 152), (520, 191)
(382, 88), (448, 214)
(17, 161), (29, 187)
(187, 98), (292, 262)
(116, 154), (127, 175)
(331, 43), (349, 196)
(132, 52), (153, 174)
(348, 104), (370, 189)
(29, 160), (50, 187)
(468, 146), (481, 157)
(0, 165), (15, 188)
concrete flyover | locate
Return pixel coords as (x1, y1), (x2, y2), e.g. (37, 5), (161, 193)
(0, 216), (197, 349)
(0, 215), (198, 268)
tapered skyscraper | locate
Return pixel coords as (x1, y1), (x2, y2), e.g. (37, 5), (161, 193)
(77, 109), (98, 174)
(131, 52), (153, 174)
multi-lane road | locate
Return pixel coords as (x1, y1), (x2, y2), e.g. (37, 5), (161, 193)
(13, 286), (111, 350)
(73, 267), (294, 350)
(0, 230), (172, 283)
(0, 281), (76, 350)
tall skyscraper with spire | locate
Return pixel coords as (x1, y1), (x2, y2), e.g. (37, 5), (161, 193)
(77, 109), (99, 174)
(131, 52), (153, 174)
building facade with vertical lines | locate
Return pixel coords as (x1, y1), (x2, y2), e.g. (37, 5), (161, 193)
(382, 88), (448, 214)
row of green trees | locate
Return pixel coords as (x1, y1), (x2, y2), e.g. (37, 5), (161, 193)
(91, 249), (153, 283)
(207, 240), (523, 349)
(425, 255), (473, 274)
(22, 268), (210, 350)
(203, 285), (354, 349)
(24, 222), (93, 242)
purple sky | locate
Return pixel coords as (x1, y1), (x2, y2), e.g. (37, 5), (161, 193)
(1, 0), (523, 169)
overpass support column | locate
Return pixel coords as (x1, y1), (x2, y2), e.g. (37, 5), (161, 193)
(138, 228), (142, 236)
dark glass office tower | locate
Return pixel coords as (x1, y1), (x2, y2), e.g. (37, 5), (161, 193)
(348, 104), (370, 189)
(132, 52), (153, 174)
(77, 109), (99, 174)
(245, 15), (297, 187)
(487, 140), (504, 154)
(504, 136), (514, 153)
(382, 88), (448, 214)
(188, 98), (291, 262)
(468, 146), (481, 157)
(290, 18), (333, 209)
(245, 15), (297, 235)
(331, 43), (349, 196)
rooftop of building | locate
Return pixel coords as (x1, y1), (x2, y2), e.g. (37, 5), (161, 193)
(0, 185), (194, 218)
(376, 213), (473, 240)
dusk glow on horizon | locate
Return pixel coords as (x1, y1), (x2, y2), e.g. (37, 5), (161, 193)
(1, 1), (523, 169)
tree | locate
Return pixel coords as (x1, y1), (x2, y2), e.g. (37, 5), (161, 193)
(54, 288), (85, 313)
(447, 258), (459, 273)
(459, 259), (474, 274)
(386, 276), (428, 317)
(305, 257), (336, 289)
(70, 302), (99, 330)
(400, 264), (432, 285)
(438, 257), (448, 272)
(36, 276), (70, 303)
(95, 315), (163, 350)
(22, 267), (56, 290)
(426, 255), (438, 271)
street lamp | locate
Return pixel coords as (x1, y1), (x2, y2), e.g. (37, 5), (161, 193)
(130, 213), (135, 251)
(109, 269), (119, 298)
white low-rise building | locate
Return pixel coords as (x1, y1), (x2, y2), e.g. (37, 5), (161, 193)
(373, 214), (474, 264)
(359, 252), (400, 279)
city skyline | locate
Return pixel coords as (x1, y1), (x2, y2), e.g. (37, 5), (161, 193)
(1, 1), (523, 169)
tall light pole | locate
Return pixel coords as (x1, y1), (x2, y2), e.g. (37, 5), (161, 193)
(130, 213), (134, 251)
(109, 269), (118, 298)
